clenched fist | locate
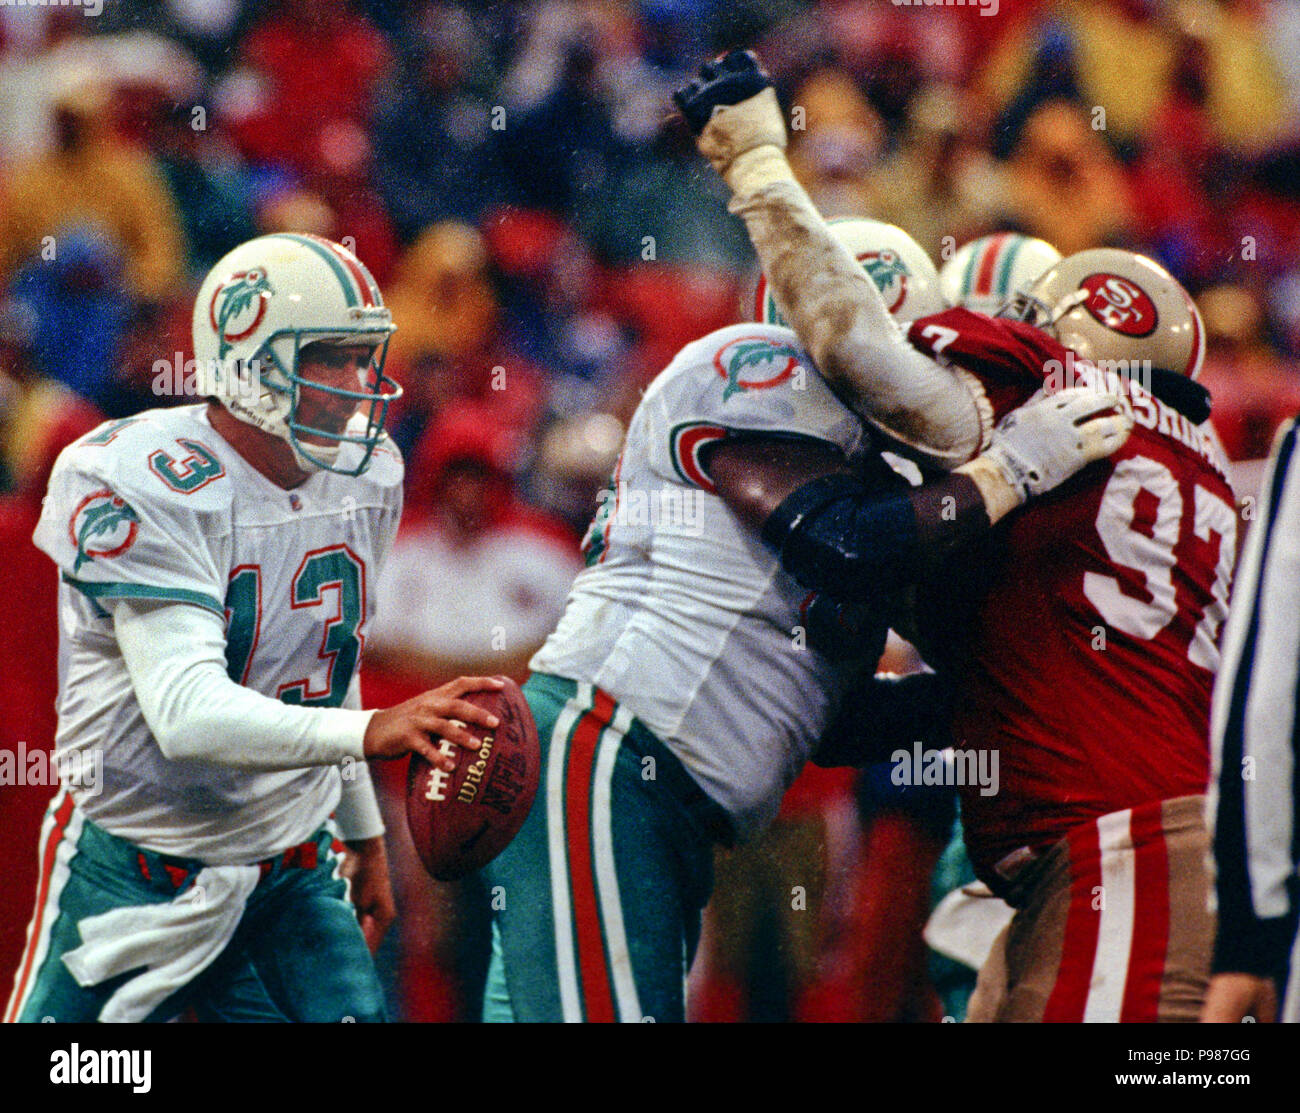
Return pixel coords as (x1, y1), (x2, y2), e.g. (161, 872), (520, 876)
(672, 48), (773, 135)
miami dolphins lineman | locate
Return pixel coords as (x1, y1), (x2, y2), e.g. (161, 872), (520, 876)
(5, 234), (502, 1023)
(480, 251), (1133, 1019)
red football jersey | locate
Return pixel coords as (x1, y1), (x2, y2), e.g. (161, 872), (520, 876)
(907, 308), (1237, 886)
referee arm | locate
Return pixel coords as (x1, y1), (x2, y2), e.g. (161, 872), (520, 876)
(1203, 418), (1300, 1023)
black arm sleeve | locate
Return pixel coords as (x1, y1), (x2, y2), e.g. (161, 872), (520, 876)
(760, 473), (922, 602)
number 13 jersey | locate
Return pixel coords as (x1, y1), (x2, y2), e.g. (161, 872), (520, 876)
(909, 308), (1237, 882)
(33, 404), (403, 862)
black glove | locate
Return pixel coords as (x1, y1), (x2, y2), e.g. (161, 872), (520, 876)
(671, 48), (773, 136)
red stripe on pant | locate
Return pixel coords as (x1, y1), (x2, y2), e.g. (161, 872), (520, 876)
(565, 689), (617, 1022)
(5, 792), (75, 1023)
(1119, 801), (1169, 1022)
(1042, 818), (1103, 1022)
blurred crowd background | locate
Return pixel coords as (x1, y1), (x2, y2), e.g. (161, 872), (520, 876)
(1, 0), (1297, 1022)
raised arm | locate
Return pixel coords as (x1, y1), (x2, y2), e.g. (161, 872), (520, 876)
(675, 51), (984, 468)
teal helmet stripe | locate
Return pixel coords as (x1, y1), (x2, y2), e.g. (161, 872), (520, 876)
(270, 233), (359, 307)
(961, 238), (980, 296)
(995, 236), (1026, 298)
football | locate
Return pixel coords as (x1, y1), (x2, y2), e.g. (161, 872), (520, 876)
(405, 676), (541, 881)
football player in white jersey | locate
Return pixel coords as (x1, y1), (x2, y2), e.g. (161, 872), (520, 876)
(479, 216), (1131, 1018)
(5, 234), (503, 1023)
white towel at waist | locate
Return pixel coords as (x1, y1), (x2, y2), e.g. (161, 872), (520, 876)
(62, 865), (260, 1023)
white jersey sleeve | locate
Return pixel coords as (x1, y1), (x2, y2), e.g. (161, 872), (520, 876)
(111, 597), (372, 768)
(34, 417), (233, 616)
(642, 324), (866, 490)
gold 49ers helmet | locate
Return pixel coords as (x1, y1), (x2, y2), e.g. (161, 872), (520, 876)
(1004, 247), (1205, 379)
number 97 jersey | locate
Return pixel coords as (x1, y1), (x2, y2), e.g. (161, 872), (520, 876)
(32, 404), (403, 862)
(908, 308), (1237, 881)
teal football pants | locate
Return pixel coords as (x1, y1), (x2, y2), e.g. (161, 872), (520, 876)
(6, 788), (385, 1023)
(482, 672), (732, 1023)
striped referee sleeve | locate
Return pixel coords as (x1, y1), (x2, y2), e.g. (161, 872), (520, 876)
(1208, 417), (1300, 985)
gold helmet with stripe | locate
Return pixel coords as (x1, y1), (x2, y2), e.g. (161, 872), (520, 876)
(1005, 248), (1205, 380)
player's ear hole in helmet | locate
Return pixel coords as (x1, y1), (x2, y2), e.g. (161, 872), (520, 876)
(192, 233), (401, 476)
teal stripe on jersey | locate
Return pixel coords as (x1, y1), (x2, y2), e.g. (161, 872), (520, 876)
(63, 574), (224, 616)
(271, 234), (359, 307)
(995, 237), (1026, 299)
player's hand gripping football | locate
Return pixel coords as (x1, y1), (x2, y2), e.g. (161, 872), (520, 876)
(363, 675), (505, 769)
(672, 49), (789, 188)
(958, 386), (1134, 523)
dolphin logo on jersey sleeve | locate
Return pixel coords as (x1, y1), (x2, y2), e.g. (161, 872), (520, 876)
(717, 337), (802, 400)
(70, 490), (141, 571)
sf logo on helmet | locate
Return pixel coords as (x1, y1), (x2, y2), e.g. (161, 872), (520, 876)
(1080, 274), (1158, 337)
(209, 268), (275, 359)
(860, 250), (910, 314)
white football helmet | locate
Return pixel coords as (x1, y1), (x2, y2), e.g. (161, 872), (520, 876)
(1004, 247), (1205, 379)
(192, 233), (400, 475)
(755, 216), (945, 327)
(939, 233), (1062, 317)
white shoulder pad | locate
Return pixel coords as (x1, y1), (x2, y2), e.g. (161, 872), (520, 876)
(644, 324), (865, 488)
(35, 408), (233, 616)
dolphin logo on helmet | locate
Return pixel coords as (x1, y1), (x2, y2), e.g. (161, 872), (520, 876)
(754, 217), (945, 327)
(860, 250), (910, 314)
(210, 269), (275, 360)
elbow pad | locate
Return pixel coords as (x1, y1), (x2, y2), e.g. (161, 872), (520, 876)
(761, 473), (921, 601)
